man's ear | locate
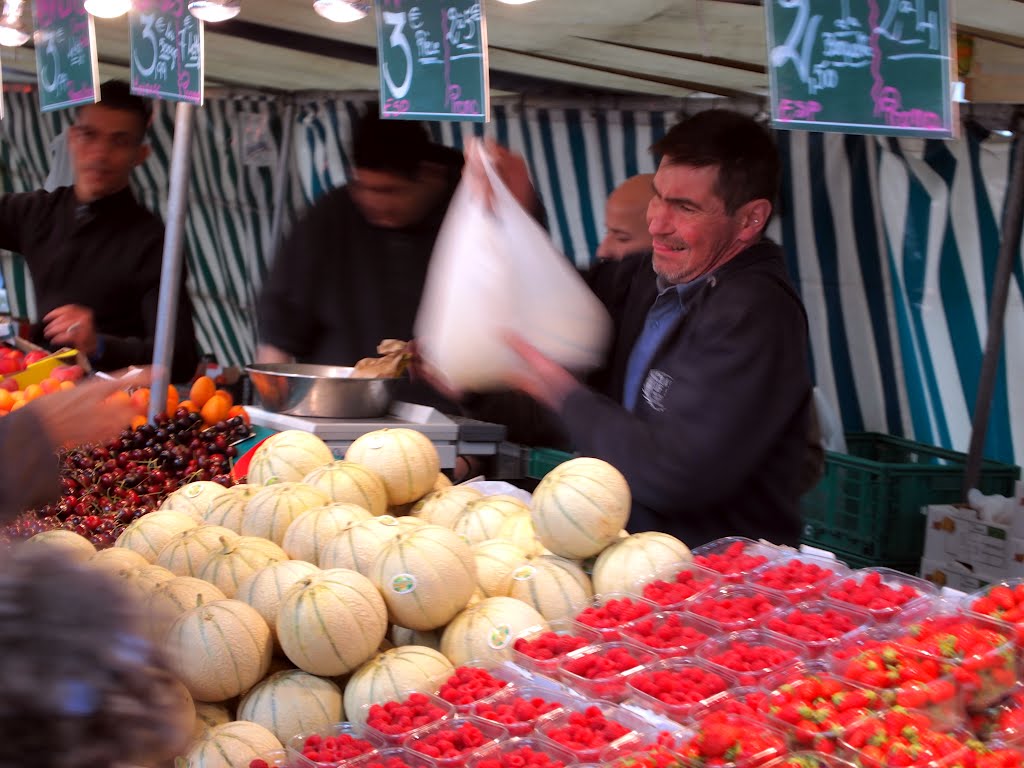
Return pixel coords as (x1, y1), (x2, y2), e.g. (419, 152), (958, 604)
(135, 143), (151, 168)
(739, 198), (773, 239)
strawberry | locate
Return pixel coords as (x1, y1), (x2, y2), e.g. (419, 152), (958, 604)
(690, 687), (771, 725)
(678, 712), (786, 767)
(839, 708), (967, 768)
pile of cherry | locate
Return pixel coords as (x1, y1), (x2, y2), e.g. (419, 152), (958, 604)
(250, 538), (1024, 768)
(0, 410), (249, 548)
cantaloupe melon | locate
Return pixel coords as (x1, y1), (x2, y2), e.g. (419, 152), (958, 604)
(369, 525), (477, 631)
(318, 515), (426, 576)
(277, 568), (388, 677)
(303, 460), (389, 516)
(248, 430), (335, 486)
(167, 599), (273, 702)
(241, 483), (331, 547)
(531, 458), (630, 559)
(345, 428), (440, 506)
(121, 564), (177, 599)
(591, 531), (693, 595)
(412, 486), (483, 528)
(500, 555), (593, 621)
(87, 546), (150, 574)
(159, 481), (231, 522)
(390, 625), (443, 652)
(149, 576), (227, 640)
(342, 646), (455, 725)
(281, 502), (374, 564)
(237, 670), (344, 745)
(202, 483), (260, 532)
(433, 473), (453, 491)
(472, 539), (528, 598)
(440, 597), (545, 666)
(185, 721), (282, 768)
(466, 587), (485, 608)
(497, 512), (545, 557)
(236, 560), (320, 646)
(451, 496), (527, 546)
(115, 510), (199, 562)
(192, 702), (233, 741)
(21, 530), (95, 562)
(197, 537), (290, 598)
(155, 526), (239, 577)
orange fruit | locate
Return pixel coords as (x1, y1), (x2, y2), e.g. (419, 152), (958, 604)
(130, 387), (151, 411)
(10, 391), (25, 403)
(130, 415), (147, 430)
(0, 389), (14, 410)
(200, 394), (231, 426)
(105, 390), (131, 407)
(10, 399), (27, 411)
(165, 385), (180, 417)
(59, 381), (75, 392)
(228, 405), (250, 426)
(23, 384), (43, 401)
(189, 376), (216, 408)
(178, 399), (199, 414)
(39, 378), (60, 395)
(214, 388), (234, 408)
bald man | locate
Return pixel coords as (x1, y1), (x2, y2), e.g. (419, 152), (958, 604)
(595, 174), (655, 261)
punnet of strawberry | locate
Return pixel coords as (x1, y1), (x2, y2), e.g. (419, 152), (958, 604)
(470, 737), (577, 768)
(759, 670), (882, 754)
(574, 595), (656, 640)
(691, 538), (781, 582)
(968, 582), (1024, 644)
(687, 586), (787, 633)
(689, 687), (772, 725)
(404, 716), (507, 766)
(824, 568), (937, 622)
(838, 707), (969, 768)
(602, 745), (689, 768)
(697, 629), (806, 686)
(511, 619), (601, 674)
(641, 564), (721, 608)
(963, 741), (1024, 768)
(974, 684), (1024, 744)
(438, 667), (511, 709)
(293, 731), (379, 765)
(619, 611), (715, 657)
(763, 600), (872, 656)
(536, 704), (636, 761)
(891, 609), (1018, 709)
(751, 555), (847, 602)
(559, 642), (654, 702)
(365, 692), (454, 741)
(760, 753), (857, 768)
(472, 686), (570, 737)
(627, 659), (735, 723)
(677, 711), (787, 767)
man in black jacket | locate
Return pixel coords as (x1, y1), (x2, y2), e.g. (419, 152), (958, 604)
(489, 110), (814, 547)
(0, 81), (198, 382)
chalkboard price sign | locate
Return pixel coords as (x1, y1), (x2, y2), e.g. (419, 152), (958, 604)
(129, 0), (204, 105)
(375, 0), (490, 122)
(765, 0), (956, 138)
(33, 0), (99, 113)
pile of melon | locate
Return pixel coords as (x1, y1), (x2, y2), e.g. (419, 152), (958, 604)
(21, 429), (696, 768)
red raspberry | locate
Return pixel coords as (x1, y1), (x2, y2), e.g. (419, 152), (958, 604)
(438, 667), (509, 706)
(513, 631), (591, 661)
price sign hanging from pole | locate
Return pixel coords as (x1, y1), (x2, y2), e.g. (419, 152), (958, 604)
(129, 0), (204, 105)
(375, 0), (490, 122)
(32, 0), (99, 113)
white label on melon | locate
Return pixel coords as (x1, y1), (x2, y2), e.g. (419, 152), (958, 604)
(379, 516), (398, 526)
(390, 573), (417, 595)
(511, 565), (537, 582)
(487, 625), (512, 650)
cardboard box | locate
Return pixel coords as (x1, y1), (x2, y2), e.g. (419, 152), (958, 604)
(922, 504), (1024, 580)
(919, 557), (995, 593)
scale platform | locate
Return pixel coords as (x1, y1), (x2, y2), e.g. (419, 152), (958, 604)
(245, 402), (495, 469)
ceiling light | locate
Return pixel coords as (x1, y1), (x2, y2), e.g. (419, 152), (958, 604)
(0, 0), (29, 47)
(313, 0), (369, 22)
(84, 0), (131, 18)
(189, 0), (240, 21)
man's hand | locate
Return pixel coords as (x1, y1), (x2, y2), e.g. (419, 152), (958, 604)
(255, 344), (296, 365)
(31, 371), (149, 450)
(43, 305), (98, 356)
(503, 333), (581, 411)
(407, 339), (464, 403)
(465, 139), (541, 215)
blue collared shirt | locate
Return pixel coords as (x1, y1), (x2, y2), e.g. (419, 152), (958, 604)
(622, 275), (707, 412)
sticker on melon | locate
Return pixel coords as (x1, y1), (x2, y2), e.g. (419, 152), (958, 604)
(343, 645), (455, 725)
(530, 457), (631, 559)
(236, 669), (343, 745)
(591, 531), (693, 595)
(248, 430), (334, 485)
(440, 596), (545, 666)
(345, 428), (441, 506)
(501, 555), (593, 621)
(303, 460), (389, 516)
(186, 721), (282, 768)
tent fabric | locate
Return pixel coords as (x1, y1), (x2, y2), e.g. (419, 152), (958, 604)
(0, 91), (1020, 468)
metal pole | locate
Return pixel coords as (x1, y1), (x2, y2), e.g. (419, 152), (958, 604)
(962, 124), (1024, 497)
(148, 101), (196, 422)
(268, 100), (296, 257)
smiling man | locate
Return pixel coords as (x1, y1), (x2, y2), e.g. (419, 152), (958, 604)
(0, 80), (198, 381)
(487, 109), (815, 547)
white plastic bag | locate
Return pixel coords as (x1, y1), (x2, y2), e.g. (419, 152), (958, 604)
(415, 142), (612, 392)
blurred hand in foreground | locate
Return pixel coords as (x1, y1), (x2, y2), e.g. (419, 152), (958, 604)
(33, 368), (150, 449)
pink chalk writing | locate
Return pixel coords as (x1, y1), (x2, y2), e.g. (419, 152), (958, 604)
(777, 98), (823, 121)
(383, 98), (410, 116)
